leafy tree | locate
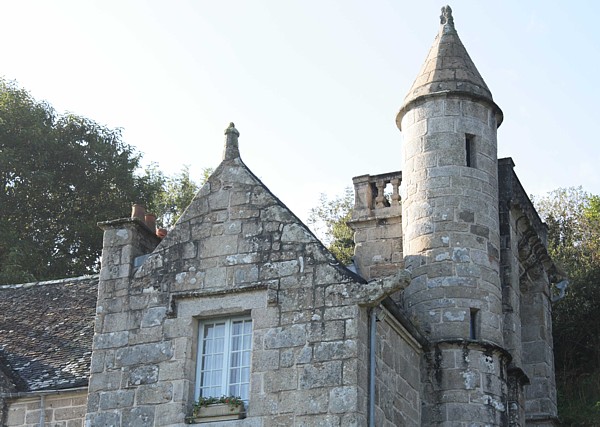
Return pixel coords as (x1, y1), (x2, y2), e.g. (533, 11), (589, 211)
(307, 187), (355, 265)
(0, 79), (161, 284)
(535, 187), (600, 424)
(144, 164), (212, 228)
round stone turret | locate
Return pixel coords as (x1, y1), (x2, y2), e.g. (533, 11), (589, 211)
(399, 5), (503, 345)
(398, 6), (508, 425)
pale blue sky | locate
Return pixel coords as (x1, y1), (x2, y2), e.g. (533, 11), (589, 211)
(1, 0), (598, 222)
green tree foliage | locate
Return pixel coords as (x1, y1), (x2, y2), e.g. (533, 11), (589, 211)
(307, 187), (355, 265)
(0, 79), (161, 284)
(535, 187), (600, 424)
(144, 164), (212, 228)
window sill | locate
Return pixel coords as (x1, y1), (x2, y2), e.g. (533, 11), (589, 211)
(186, 404), (246, 424)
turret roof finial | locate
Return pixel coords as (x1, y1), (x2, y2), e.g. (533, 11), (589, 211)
(440, 5), (454, 29)
(223, 122), (240, 160)
(397, 4), (503, 129)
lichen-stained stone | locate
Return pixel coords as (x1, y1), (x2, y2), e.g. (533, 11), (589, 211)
(127, 365), (159, 386)
(94, 331), (129, 349)
(99, 389), (134, 410)
(121, 406), (155, 427)
(264, 324), (308, 349)
(86, 124), (408, 426)
(114, 342), (173, 367)
(299, 361), (343, 389)
(136, 383), (174, 405)
(140, 306), (167, 328)
(1, 9), (561, 427)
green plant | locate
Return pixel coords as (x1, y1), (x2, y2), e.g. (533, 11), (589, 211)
(557, 371), (600, 425)
(196, 395), (243, 408)
(186, 395), (244, 422)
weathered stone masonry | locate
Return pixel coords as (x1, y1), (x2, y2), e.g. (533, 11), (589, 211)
(4, 390), (88, 427)
(0, 6), (561, 427)
(85, 124), (415, 426)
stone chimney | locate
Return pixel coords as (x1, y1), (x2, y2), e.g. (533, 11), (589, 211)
(348, 171), (403, 281)
(97, 206), (162, 283)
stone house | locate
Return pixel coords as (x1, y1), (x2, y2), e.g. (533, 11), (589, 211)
(0, 6), (562, 426)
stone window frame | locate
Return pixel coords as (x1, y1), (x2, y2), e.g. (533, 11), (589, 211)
(173, 289), (265, 415)
(194, 315), (253, 402)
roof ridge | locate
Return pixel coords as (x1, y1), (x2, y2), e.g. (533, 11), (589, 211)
(0, 274), (99, 290)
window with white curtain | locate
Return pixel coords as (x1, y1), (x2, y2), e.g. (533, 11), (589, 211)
(195, 317), (252, 401)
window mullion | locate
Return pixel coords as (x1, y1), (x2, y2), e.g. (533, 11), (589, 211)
(222, 319), (232, 396)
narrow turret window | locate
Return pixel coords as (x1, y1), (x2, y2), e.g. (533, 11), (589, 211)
(469, 308), (479, 339)
(466, 134), (476, 167)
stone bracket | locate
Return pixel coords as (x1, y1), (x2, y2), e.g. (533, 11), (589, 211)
(320, 270), (410, 319)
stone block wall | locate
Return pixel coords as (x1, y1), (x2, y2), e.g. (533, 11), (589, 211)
(5, 390), (87, 427)
(507, 369), (528, 427)
(498, 196), (528, 426)
(399, 93), (508, 425)
(499, 159), (558, 425)
(85, 156), (411, 426)
(421, 342), (510, 425)
(349, 172), (403, 282)
(86, 219), (167, 425)
(350, 216), (403, 282)
(172, 289), (370, 426)
(520, 272), (557, 424)
(499, 201), (525, 370)
(399, 95), (503, 344)
(374, 307), (422, 426)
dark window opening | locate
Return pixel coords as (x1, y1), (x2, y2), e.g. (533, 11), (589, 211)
(466, 134), (476, 168)
(469, 308), (479, 340)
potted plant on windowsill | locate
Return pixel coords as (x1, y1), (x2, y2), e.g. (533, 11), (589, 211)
(186, 396), (245, 424)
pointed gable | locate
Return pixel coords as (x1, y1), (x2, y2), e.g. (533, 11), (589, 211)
(86, 123), (412, 426)
(135, 123), (362, 293)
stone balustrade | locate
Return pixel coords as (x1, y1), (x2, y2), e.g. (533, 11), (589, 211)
(351, 171), (402, 220)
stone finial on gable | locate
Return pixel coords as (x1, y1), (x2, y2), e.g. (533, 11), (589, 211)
(223, 122), (240, 160)
(440, 5), (454, 28)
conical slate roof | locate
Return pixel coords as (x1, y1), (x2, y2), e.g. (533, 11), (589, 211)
(400, 6), (497, 114)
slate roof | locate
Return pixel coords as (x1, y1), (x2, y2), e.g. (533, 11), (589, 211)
(0, 275), (98, 392)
